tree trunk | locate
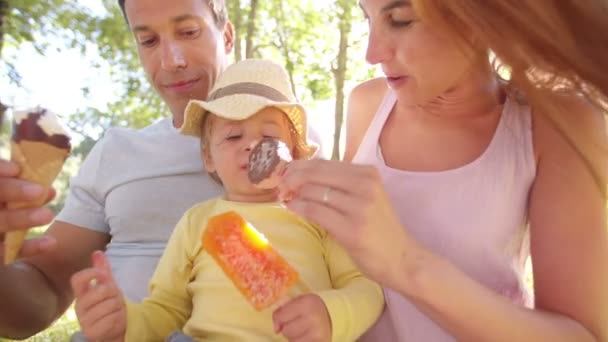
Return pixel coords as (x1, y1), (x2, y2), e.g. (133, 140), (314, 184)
(274, 0), (298, 100)
(285, 59), (298, 101)
(245, 0), (259, 59)
(0, 0), (9, 130)
(332, 0), (353, 160)
(228, 0), (243, 61)
(0, 0), (8, 57)
(0, 99), (6, 133)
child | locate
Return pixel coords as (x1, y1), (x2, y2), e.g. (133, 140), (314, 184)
(71, 59), (384, 342)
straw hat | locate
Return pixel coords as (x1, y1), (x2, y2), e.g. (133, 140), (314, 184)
(180, 59), (318, 159)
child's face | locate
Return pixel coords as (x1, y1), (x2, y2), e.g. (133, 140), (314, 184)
(203, 107), (295, 202)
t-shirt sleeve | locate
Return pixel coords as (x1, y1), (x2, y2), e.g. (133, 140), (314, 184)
(55, 135), (109, 233)
(315, 232), (385, 342)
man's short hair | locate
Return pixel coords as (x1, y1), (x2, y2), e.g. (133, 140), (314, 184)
(117, 0), (227, 27)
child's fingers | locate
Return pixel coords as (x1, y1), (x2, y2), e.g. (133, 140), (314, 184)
(82, 310), (125, 342)
(92, 250), (105, 269)
(76, 282), (121, 315)
(279, 317), (309, 340)
(92, 250), (114, 276)
(71, 267), (106, 298)
(78, 294), (124, 330)
(272, 299), (303, 333)
(72, 251), (115, 298)
(273, 294), (331, 341)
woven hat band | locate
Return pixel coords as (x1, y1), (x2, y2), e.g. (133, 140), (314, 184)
(208, 82), (289, 102)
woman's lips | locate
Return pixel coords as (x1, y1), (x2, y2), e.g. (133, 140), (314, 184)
(386, 76), (408, 88)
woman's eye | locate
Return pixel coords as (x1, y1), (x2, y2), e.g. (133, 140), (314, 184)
(226, 135), (241, 141)
(390, 18), (414, 28)
(393, 20), (413, 28)
(388, 11), (415, 28)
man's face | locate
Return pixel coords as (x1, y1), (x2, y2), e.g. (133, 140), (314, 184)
(125, 0), (233, 124)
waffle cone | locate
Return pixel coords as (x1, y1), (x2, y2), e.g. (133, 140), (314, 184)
(4, 141), (69, 264)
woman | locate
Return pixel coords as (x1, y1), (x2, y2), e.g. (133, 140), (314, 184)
(278, 0), (608, 340)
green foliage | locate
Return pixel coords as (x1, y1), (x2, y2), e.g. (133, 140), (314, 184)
(3, 0), (88, 81)
(5, 0), (371, 144)
(4, 0), (164, 139)
(228, 0), (370, 102)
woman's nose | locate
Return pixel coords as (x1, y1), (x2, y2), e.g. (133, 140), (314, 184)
(366, 26), (393, 65)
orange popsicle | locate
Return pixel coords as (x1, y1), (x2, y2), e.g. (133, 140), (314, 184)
(202, 211), (300, 311)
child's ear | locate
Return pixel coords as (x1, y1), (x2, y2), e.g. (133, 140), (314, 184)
(201, 146), (215, 173)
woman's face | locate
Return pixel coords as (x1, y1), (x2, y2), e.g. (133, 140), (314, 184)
(360, 0), (477, 104)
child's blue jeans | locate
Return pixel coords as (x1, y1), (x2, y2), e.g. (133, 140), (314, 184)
(165, 331), (196, 342)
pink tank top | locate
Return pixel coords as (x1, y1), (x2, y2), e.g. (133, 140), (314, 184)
(354, 91), (536, 341)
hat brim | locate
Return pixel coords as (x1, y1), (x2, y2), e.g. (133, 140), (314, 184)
(181, 94), (318, 159)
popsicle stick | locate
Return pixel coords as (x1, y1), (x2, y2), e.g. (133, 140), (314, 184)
(293, 279), (311, 294)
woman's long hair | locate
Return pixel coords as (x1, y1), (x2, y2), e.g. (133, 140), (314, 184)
(413, 0), (608, 192)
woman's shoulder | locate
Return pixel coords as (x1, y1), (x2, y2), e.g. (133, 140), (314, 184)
(344, 78), (390, 160)
(532, 93), (605, 151)
(350, 77), (389, 104)
(531, 92), (606, 181)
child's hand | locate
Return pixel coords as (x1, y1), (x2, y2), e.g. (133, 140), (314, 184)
(71, 251), (126, 342)
(272, 293), (332, 342)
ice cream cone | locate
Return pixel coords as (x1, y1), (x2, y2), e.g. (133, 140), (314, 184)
(4, 141), (69, 264)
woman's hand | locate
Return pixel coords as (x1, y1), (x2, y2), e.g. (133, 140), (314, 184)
(278, 159), (417, 290)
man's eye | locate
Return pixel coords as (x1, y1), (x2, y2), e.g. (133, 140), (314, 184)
(181, 29), (201, 38)
(139, 37), (156, 47)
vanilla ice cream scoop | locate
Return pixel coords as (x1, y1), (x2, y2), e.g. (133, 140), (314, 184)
(12, 108), (71, 149)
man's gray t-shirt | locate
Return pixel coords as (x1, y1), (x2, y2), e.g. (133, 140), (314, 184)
(56, 118), (223, 301)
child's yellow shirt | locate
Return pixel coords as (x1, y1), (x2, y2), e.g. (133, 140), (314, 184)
(125, 198), (384, 341)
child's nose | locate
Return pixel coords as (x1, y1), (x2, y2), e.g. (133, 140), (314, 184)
(246, 139), (259, 152)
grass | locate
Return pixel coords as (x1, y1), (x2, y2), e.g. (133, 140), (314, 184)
(1, 228), (81, 341)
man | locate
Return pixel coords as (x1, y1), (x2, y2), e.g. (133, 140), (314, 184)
(0, 0), (234, 338)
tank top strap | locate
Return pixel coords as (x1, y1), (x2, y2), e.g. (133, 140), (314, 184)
(352, 90), (396, 163)
(493, 96), (536, 174)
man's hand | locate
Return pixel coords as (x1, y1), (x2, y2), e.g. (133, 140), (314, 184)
(0, 159), (57, 261)
(71, 251), (126, 342)
(273, 294), (332, 342)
